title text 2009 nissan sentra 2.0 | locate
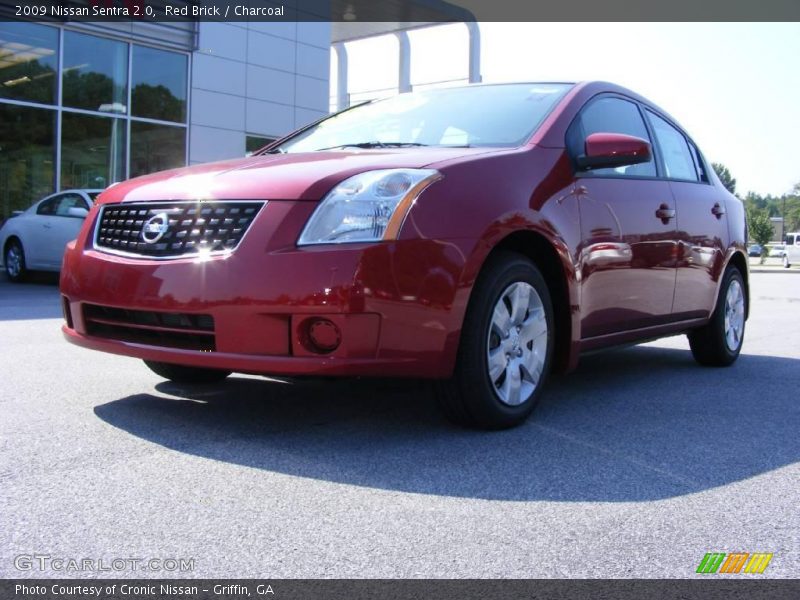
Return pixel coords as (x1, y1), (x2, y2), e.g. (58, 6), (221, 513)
(60, 82), (749, 429)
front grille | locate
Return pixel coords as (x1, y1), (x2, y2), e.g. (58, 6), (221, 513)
(95, 201), (264, 258)
(83, 304), (215, 351)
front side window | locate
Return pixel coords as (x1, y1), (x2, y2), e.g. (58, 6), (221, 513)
(272, 84), (572, 153)
(37, 194), (65, 215)
(569, 96), (657, 177)
(646, 110), (698, 181)
(52, 193), (88, 216)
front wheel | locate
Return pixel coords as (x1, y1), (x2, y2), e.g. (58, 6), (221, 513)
(688, 267), (746, 366)
(144, 360), (231, 384)
(5, 240), (27, 283)
(435, 252), (554, 430)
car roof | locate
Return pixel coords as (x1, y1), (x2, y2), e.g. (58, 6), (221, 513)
(40, 189), (104, 199)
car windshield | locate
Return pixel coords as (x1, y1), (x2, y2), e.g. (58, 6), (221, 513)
(270, 83), (572, 154)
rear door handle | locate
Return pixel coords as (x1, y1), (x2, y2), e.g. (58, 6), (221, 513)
(712, 203), (726, 218)
(43, 223), (52, 229)
(655, 203), (676, 223)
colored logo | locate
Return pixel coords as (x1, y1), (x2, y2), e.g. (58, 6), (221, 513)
(696, 552), (773, 574)
(142, 212), (170, 243)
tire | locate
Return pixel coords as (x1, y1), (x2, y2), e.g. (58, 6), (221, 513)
(4, 239), (27, 283)
(784, 254), (791, 269)
(144, 360), (231, 384)
(688, 267), (746, 367)
(435, 252), (554, 430)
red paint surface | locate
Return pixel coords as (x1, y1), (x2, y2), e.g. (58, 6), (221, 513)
(61, 82), (748, 378)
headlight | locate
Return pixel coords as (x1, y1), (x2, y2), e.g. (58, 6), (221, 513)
(297, 169), (442, 245)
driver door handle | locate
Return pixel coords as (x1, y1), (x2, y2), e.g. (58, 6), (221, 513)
(655, 203), (676, 223)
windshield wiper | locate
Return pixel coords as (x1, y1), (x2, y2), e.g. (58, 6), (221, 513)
(314, 141), (429, 151)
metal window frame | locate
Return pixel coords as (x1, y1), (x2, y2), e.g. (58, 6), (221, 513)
(0, 22), (191, 195)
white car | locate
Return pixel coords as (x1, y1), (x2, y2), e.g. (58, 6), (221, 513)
(782, 232), (800, 268)
(1, 189), (102, 282)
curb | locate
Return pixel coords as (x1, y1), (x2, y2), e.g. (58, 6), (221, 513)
(749, 268), (800, 274)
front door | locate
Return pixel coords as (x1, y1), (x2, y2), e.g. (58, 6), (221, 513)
(568, 95), (678, 339)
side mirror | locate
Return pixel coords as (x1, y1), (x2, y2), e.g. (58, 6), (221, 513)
(66, 206), (89, 219)
(576, 132), (651, 171)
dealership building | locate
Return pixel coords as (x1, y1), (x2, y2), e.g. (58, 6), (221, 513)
(0, 19), (331, 218)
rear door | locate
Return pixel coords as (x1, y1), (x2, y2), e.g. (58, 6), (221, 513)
(645, 110), (728, 319)
(569, 95), (679, 338)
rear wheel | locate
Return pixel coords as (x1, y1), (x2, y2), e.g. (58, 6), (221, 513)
(436, 252), (554, 430)
(688, 267), (746, 366)
(4, 240), (27, 283)
(144, 360), (231, 384)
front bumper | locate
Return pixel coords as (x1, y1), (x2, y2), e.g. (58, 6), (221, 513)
(60, 201), (468, 378)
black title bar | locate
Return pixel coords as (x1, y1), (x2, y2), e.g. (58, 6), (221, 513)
(2, 0), (800, 22)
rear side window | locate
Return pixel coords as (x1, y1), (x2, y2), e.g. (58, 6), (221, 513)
(646, 111), (698, 181)
(568, 96), (656, 177)
(688, 142), (710, 183)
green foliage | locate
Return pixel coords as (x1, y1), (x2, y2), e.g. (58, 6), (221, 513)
(712, 162), (737, 195)
(746, 207), (774, 250)
(744, 186), (800, 234)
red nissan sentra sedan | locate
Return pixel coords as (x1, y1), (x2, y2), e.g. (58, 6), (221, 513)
(60, 81), (749, 429)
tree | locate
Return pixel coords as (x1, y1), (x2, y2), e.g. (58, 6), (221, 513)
(712, 162), (737, 195)
(746, 206), (774, 263)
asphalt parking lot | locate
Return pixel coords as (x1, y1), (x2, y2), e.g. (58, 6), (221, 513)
(1, 270), (798, 579)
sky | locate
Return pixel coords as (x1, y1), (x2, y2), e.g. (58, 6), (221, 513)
(335, 23), (800, 197)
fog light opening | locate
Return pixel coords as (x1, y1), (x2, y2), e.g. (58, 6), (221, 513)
(62, 296), (74, 329)
(305, 318), (341, 354)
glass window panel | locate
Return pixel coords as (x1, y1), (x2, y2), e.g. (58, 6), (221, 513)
(61, 113), (126, 189)
(62, 31), (128, 114)
(130, 122), (186, 178)
(0, 22), (58, 105)
(689, 141), (709, 183)
(53, 193), (88, 216)
(577, 97), (656, 177)
(131, 45), (187, 123)
(246, 135), (276, 156)
(0, 104), (55, 220)
(647, 111), (698, 181)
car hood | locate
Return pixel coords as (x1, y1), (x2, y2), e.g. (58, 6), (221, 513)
(101, 147), (502, 204)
